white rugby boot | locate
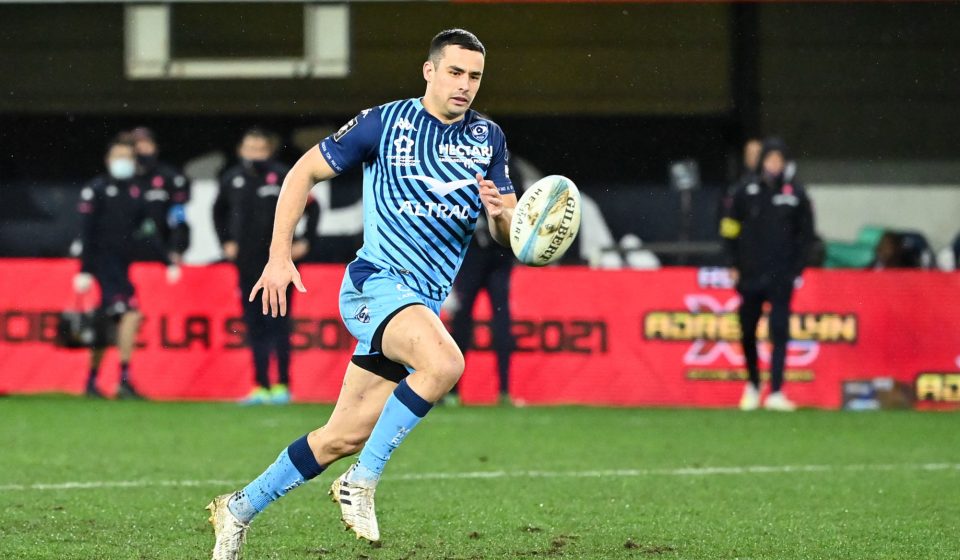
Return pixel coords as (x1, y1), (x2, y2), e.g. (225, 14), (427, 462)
(739, 383), (761, 411)
(764, 391), (797, 412)
(206, 493), (249, 560)
(330, 466), (380, 542)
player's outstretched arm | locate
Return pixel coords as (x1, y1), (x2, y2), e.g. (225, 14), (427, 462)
(250, 146), (338, 317)
(476, 173), (517, 248)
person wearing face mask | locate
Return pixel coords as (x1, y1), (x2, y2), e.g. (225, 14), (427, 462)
(719, 137), (815, 412)
(129, 127), (191, 270)
(213, 128), (319, 405)
(74, 136), (178, 399)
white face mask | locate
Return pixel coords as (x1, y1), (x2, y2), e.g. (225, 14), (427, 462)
(109, 158), (136, 180)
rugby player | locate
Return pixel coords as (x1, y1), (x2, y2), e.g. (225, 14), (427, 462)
(206, 29), (516, 559)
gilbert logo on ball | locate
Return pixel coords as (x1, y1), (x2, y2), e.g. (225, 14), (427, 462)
(510, 175), (582, 266)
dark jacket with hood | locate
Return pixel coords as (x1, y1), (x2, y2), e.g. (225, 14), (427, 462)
(213, 158), (320, 279)
(720, 138), (815, 288)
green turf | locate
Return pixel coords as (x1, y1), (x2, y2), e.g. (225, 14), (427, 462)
(1, 396), (958, 559)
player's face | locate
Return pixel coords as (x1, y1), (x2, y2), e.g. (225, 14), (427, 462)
(239, 136), (272, 162)
(135, 138), (157, 157)
(743, 140), (762, 171)
(762, 151), (785, 177)
(423, 46), (485, 121)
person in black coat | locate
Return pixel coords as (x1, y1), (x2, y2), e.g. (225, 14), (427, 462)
(130, 127), (192, 266)
(214, 128), (319, 405)
(720, 137), (815, 412)
(74, 136), (179, 399)
(446, 212), (516, 405)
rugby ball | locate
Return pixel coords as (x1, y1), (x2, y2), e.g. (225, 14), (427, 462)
(510, 175), (582, 266)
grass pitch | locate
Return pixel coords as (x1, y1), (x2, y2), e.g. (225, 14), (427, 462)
(1, 396), (958, 559)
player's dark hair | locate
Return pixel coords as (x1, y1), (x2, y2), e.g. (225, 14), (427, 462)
(106, 133), (136, 155)
(241, 127), (281, 154)
(242, 127), (273, 143)
(429, 29), (485, 63)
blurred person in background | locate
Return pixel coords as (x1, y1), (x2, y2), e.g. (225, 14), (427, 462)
(444, 146), (524, 406)
(870, 231), (906, 270)
(740, 138), (763, 182)
(719, 138), (764, 228)
(953, 233), (960, 267)
(214, 128), (319, 405)
(74, 135), (180, 399)
(720, 137), (815, 412)
(130, 127), (191, 267)
(445, 211), (516, 406)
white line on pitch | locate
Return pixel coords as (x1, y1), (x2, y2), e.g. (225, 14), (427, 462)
(1, 463), (957, 492)
(391, 462), (960, 480)
(0, 479), (244, 491)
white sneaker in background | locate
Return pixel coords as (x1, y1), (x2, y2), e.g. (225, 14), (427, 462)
(764, 391), (797, 412)
(739, 383), (761, 411)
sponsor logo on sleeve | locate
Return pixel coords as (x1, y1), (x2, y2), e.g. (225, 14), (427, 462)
(333, 118), (358, 142)
(334, 108), (373, 142)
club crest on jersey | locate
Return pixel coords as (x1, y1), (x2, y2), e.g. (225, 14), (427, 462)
(470, 122), (489, 142)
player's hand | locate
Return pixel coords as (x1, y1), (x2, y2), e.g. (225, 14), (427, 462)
(222, 241), (238, 261)
(477, 173), (504, 218)
(291, 239), (310, 261)
(728, 268), (740, 286)
(165, 264), (182, 285)
(249, 257), (307, 318)
(73, 272), (93, 294)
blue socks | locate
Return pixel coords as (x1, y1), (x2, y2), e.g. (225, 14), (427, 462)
(349, 379), (433, 486)
(228, 435), (325, 523)
(227, 380), (432, 522)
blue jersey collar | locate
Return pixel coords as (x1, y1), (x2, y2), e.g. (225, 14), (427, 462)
(414, 97), (472, 128)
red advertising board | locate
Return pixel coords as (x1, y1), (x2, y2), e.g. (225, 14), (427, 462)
(1, 259), (958, 408)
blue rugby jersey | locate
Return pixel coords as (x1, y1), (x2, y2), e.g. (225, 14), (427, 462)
(319, 98), (514, 299)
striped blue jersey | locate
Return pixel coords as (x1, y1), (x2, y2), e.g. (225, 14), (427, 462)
(319, 98), (514, 299)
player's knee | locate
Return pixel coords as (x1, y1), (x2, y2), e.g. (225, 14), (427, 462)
(310, 427), (368, 459)
(428, 346), (465, 383)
